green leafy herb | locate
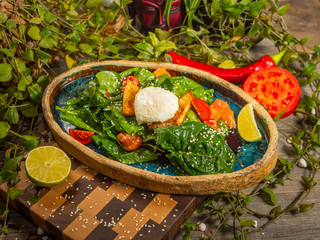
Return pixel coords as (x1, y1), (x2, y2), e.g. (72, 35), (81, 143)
(154, 122), (235, 175)
(0, 0), (319, 237)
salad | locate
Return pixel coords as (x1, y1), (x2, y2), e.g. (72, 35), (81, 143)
(57, 67), (240, 176)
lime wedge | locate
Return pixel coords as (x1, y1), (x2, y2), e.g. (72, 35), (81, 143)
(237, 102), (262, 142)
(25, 146), (71, 187)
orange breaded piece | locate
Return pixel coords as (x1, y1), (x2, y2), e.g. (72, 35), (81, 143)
(122, 80), (140, 116)
(149, 91), (195, 129)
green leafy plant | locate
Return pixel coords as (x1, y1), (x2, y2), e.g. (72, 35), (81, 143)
(0, 0), (319, 238)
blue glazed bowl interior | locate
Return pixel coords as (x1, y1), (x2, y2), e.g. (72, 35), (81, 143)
(52, 71), (268, 176)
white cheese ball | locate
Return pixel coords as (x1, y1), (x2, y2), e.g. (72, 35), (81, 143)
(134, 87), (179, 125)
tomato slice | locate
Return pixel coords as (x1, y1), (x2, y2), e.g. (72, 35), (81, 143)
(117, 132), (143, 151)
(69, 129), (94, 144)
(191, 99), (211, 122)
(122, 76), (140, 91)
(242, 67), (301, 118)
(204, 119), (218, 130)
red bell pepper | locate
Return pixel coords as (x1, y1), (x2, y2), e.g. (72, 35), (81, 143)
(168, 49), (286, 83)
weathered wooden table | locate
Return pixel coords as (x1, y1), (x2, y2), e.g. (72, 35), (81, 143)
(1, 0), (320, 239)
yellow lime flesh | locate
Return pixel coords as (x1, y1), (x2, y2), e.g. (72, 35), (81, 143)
(237, 102), (262, 142)
(25, 146), (71, 187)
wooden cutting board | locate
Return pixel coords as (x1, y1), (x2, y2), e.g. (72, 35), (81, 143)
(0, 143), (205, 240)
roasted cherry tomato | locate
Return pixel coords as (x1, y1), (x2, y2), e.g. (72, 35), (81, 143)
(105, 91), (112, 98)
(122, 76), (140, 91)
(69, 129), (94, 144)
(191, 99), (211, 122)
(117, 132), (142, 151)
(204, 119), (218, 130)
(242, 67), (301, 118)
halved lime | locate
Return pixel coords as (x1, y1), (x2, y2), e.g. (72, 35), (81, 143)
(237, 102), (262, 142)
(25, 146), (71, 187)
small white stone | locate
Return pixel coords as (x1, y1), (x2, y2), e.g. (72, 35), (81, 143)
(298, 158), (308, 168)
(311, 108), (316, 115)
(253, 220), (258, 228)
(286, 137), (292, 144)
(198, 222), (206, 232)
(37, 227), (44, 235)
(102, 0), (115, 8)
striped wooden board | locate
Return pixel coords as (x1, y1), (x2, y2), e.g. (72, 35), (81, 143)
(0, 145), (205, 240)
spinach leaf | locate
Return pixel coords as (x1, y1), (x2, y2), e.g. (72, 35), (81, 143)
(159, 78), (186, 97)
(91, 135), (157, 164)
(79, 106), (103, 131)
(56, 106), (81, 115)
(91, 134), (122, 161)
(65, 98), (82, 106)
(119, 67), (155, 85)
(217, 119), (229, 140)
(155, 73), (170, 84)
(119, 67), (140, 79)
(134, 67), (155, 84)
(153, 122), (235, 175)
(184, 109), (201, 123)
(120, 148), (158, 164)
(88, 91), (120, 106)
(192, 87), (214, 104)
(103, 108), (145, 135)
(60, 113), (98, 133)
(96, 71), (121, 96)
(159, 76), (214, 103)
(80, 79), (98, 98)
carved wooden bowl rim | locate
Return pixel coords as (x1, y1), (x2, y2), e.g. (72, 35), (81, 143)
(42, 60), (278, 195)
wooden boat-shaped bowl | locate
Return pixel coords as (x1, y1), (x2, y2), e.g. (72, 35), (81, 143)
(42, 60), (278, 195)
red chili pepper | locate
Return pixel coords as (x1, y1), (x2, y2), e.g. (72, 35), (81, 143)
(168, 49), (286, 83)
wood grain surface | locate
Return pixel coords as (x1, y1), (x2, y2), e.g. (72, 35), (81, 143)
(1, 0), (320, 239)
(0, 141), (205, 240)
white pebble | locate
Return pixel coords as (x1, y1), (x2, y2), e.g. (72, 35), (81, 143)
(37, 227), (44, 235)
(102, 0), (115, 7)
(198, 222), (206, 232)
(298, 158), (308, 168)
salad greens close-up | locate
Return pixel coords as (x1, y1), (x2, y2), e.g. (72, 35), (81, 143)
(1, 0), (319, 238)
(57, 67), (239, 176)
